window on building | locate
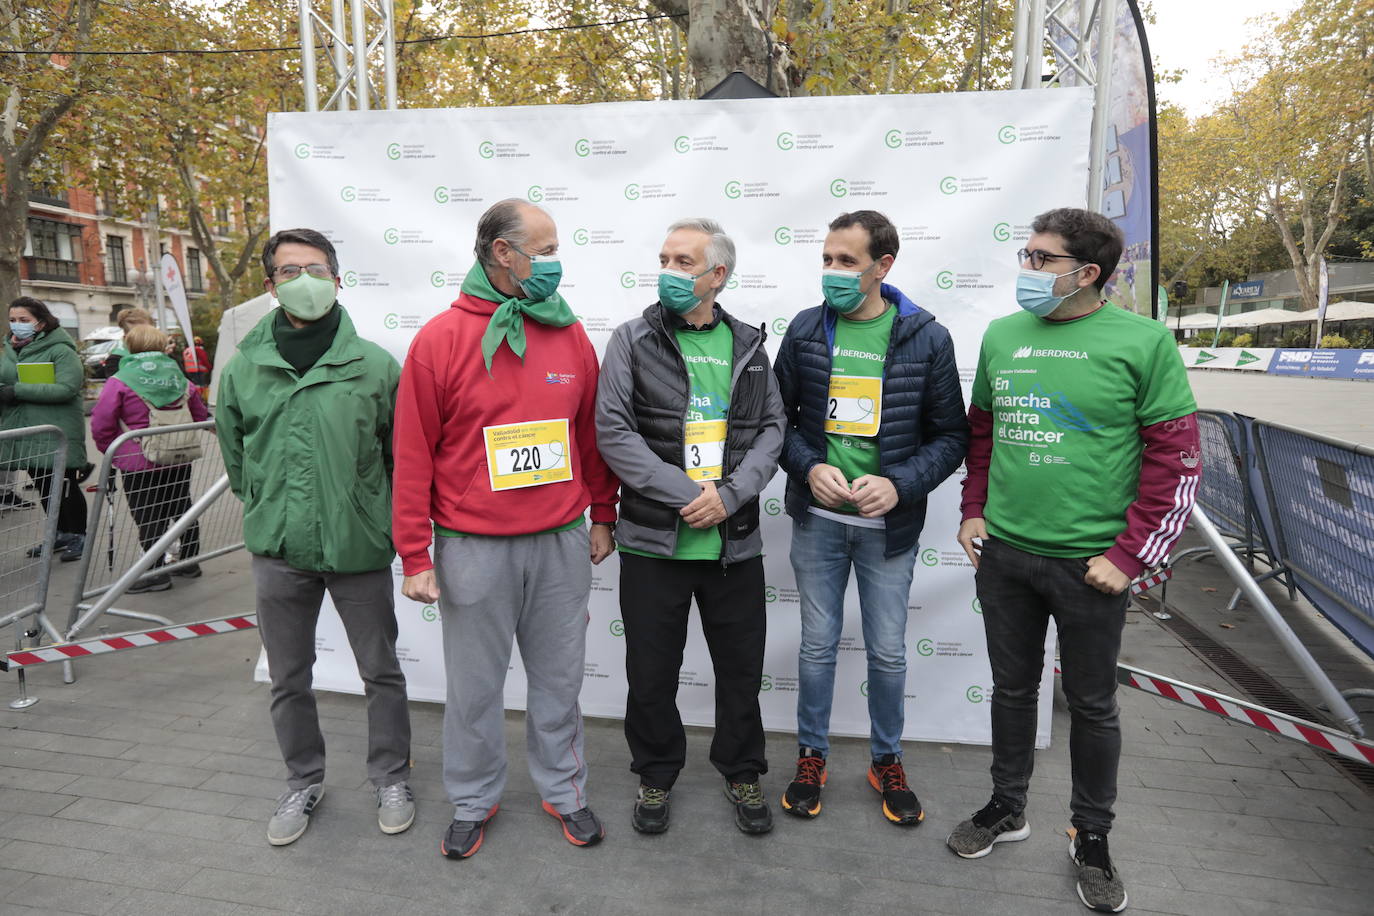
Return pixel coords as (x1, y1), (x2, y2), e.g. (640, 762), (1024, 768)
(23, 218), (83, 282)
(106, 235), (128, 286)
(187, 248), (203, 292)
(214, 205), (230, 236)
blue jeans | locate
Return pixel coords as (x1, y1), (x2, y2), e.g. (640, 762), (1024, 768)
(790, 515), (916, 758)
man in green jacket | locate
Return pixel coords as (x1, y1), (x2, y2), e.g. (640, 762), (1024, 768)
(217, 228), (413, 847)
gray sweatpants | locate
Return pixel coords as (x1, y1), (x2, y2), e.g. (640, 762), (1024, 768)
(252, 555), (412, 790)
(433, 525), (592, 819)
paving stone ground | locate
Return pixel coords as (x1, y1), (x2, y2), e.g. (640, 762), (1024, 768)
(0, 371), (1369, 914)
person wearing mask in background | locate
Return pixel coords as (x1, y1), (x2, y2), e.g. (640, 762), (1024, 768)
(0, 297), (89, 562)
(217, 228), (413, 847)
(98, 307), (154, 379)
(184, 335), (212, 399)
(91, 323), (210, 594)
(773, 210), (968, 826)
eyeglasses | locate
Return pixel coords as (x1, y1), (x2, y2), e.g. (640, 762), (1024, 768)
(1017, 248), (1082, 271)
(272, 263), (333, 282)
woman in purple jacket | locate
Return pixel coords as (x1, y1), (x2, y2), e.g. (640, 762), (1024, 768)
(90, 325), (210, 593)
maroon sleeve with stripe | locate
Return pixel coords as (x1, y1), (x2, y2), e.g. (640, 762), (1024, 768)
(959, 404), (994, 520)
(1104, 411), (1202, 579)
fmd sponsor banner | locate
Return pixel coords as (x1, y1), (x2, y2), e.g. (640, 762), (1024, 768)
(1269, 349), (1374, 379)
(1181, 347), (1275, 371)
(262, 89), (1094, 747)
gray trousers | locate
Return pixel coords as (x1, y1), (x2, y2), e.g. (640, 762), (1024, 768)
(434, 526), (592, 819)
(252, 555), (412, 790)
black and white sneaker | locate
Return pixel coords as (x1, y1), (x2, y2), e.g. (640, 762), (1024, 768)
(946, 795), (1029, 858)
(1070, 830), (1128, 912)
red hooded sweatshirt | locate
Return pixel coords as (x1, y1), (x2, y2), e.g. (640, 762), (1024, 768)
(392, 291), (619, 576)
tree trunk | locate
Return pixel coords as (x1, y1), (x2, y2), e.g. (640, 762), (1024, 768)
(652, 0), (784, 96)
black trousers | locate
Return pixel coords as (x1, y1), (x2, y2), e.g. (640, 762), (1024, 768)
(619, 551), (767, 788)
(121, 465), (200, 564)
(30, 466), (88, 536)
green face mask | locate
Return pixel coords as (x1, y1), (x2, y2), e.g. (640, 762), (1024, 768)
(275, 273), (337, 321)
(507, 243), (563, 301)
(658, 267), (711, 315)
(821, 262), (878, 315)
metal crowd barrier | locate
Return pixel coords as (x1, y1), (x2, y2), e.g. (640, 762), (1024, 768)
(0, 425), (68, 707)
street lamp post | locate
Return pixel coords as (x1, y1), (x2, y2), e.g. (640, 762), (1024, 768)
(127, 267), (156, 323)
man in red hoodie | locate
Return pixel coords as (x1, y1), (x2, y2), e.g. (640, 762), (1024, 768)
(392, 198), (618, 861)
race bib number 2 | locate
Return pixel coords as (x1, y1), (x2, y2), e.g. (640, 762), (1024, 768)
(684, 419), (726, 481)
(824, 375), (882, 437)
(484, 418), (574, 491)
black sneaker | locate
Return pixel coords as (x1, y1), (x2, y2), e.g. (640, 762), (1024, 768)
(946, 795), (1030, 858)
(723, 777), (773, 835)
(441, 805), (498, 859)
(780, 747), (826, 818)
(632, 785), (670, 834)
(128, 573), (173, 594)
(26, 532), (73, 558)
(59, 534), (84, 562)
(542, 801), (605, 847)
(0, 491), (34, 510)
(868, 754), (924, 825)
(171, 563), (202, 578)
(1070, 830), (1128, 912)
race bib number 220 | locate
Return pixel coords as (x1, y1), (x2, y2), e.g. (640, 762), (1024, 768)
(483, 418), (574, 491)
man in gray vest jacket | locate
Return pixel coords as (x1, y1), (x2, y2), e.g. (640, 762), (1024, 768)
(596, 218), (785, 837)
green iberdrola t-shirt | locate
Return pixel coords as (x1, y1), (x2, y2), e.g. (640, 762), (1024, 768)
(970, 304), (1196, 556)
(622, 321), (733, 561)
(821, 304), (894, 513)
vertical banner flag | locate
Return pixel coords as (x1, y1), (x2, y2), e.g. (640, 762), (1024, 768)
(158, 253), (196, 340)
(1214, 280), (1230, 346)
(265, 88), (1094, 748)
(1316, 257), (1330, 344)
(1157, 285), (1168, 324)
(1052, 0), (1159, 316)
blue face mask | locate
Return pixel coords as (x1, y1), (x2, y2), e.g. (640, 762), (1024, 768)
(658, 268), (711, 315)
(1015, 266), (1085, 317)
(9, 322), (36, 341)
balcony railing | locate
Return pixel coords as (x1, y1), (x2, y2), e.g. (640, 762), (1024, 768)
(24, 257), (80, 283)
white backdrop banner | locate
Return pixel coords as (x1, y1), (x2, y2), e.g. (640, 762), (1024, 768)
(261, 88), (1095, 748)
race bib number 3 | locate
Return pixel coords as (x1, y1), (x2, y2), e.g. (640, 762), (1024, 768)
(484, 418), (574, 491)
(824, 375), (882, 437)
(684, 419), (726, 481)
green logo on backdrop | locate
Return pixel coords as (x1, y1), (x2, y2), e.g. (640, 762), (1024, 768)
(1237, 350), (1260, 366)
(386, 142), (401, 160)
(1196, 350), (1217, 363)
(760, 675), (773, 691)
(724, 180), (742, 199)
(776, 131), (794, 151)
(673, 135), (691, 154)
(433, 186), (449, 203)
(574, 138), (591, 158)
(859, 681), (869, 698)
(340, 185), (357, 202)
(829, 178), (848, 198)
(765, 585), (778, 603)
(624, 183), (641, 201)
(619, 271), (636, 289)
(921, 548), (939, 566)
(771, 317), (789, 335)
(430, 271), (445, 288)
(967, 686), (988, 703)
(478, 140), (495, 159)
(939, 176), (958, 195)
(573, 229), (590, 246)
(972, 597), (982, 615)
(383, 313), (399, 330)
(342, 270), (358, 287)
(993, 222), (1012, 242)
(763, 497), (783, 516)
(998, 125), (1017, 144)
(916, 638), (934, 657)
(383, 228), (399, 245)
(527, 185), (544, 203)
(884, 129), (902, 149)
(609, 619), (625, 637)
(421, 605), (438, 622)
(294, 143), (310, 159)
(774, 227), (792, 245)
(936, 271), (954, 290)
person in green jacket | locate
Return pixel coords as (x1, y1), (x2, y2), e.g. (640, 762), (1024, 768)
(216, 228), (413, 847)
(0, 297), (89, 562)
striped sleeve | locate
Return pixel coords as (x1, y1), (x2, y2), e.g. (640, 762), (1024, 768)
(1104, 411), (1201, 579)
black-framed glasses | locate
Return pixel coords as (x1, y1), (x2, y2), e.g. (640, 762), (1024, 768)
(1017, 248), (1081, 271)
(272, 263), (333, 282)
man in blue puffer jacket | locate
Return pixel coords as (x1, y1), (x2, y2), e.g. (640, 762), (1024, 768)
(773, 209), (969, 826)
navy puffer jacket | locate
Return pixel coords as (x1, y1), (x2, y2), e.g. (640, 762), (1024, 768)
(774, 284), (970, 557)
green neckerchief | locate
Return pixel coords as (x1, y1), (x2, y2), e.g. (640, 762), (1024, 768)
(461, 261), (577, 372)
(272, 304), (342, 375)
(114, 351), (187, 408)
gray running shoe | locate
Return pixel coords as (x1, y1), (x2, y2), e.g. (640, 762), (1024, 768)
(377, 781), (416, 835)
(1070, 830), (1128, 913)
(267, 784), (323, 846)
(946, 795), (1030, 858)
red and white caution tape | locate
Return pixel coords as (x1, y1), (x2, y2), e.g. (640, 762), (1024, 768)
(1131, 567), (1172, 596)
(1118, 663), (1374, 766)
(1, 615), (257, 671)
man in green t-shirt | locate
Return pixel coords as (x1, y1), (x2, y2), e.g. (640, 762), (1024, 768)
(596, 218), (785, 837)
(948, 208), (1200, 914)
